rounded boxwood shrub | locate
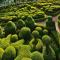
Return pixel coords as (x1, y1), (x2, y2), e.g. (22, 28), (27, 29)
(17, 19), (25, 29)
(43, 29), (48, 35)
(42, 35), (51, 45)
(35, 27), (42, 32)
(2, 46), (16, 60)
(31, 51), (44, 60)
(4, 21), (17, 35)
(32, 30), (39, 39)
(0, 48), (4, 60)
(19, 27), (31, 43)
(25, 16), (35, 30)
(35, 27), (43, 37)
(33, 11), (45, 20)
(10, 34), (18, 43)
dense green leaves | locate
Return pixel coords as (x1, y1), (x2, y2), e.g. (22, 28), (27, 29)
(4, 21), (17, 35)
(32, 30), (39, 38)
(42, 35), (51, 45)
(0, 48), (4, 60)
(2, 46), (16, 60)
(17, 19), (25, 29)
(31, 51), (44, 60)
(19, 27), (31, 43)
(10, 34), (18, 43)
(0, 2), (60, 60)
(25, 16), (35, 30)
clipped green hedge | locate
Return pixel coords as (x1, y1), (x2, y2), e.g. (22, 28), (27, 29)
(31, 51), (44, 60)
(4, 21), (17, 35)
(2, 46), (16, 60)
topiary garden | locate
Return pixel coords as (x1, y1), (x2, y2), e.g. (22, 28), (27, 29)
(0, 1), (60, 60)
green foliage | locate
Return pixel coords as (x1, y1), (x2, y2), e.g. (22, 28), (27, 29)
(14, 56), (32, 60)
(11, 39), (24, 49)
(29, 38), (35, 50)
(2, 46), (16, 60)
(29, 38), (43, 51)
(27, 5), (31, 11)
(58, 14), (60, 20)
(42, 35), (51, 45)
(32, 30), (39, 38)
(0, 26), (5, 38)
(25, 16), (35, 29)
(22, 57), (32, 60)
(15, 45), (31, 60)
(46, 16), (56, 31)
(44, 5), (60, 16)
(0, 48), (4, 60)
(4, 21), (17, 35)
(10, 34), (18, 43)
(19, 27), (31, 43)
(35, 27), (43, 37)
(14, 55), (21, 60)
(58, 20), (60, 27)
(43, 29), (48, 35)
(31, 51), (44, 60)
(43, 45), (56, 60)
(47, 16), (52, 21)
(33, 11), (45, 21)
(17, 19), (25, 29)
(35, 39), (43, 51)
(18, 45), (31, 56)
(0, 34), (11, 49)
(35, 23), (46, 28)
(0, 2), (60, 60)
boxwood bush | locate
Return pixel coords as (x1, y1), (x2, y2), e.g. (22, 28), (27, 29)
(10, 34), (18, 43)
(25, 16), (35, 30)
(19, 27), (31, 44)
(32, 30), (40, 39)
(4, 21), (17, 35)
(42, 35), (51, 45)
(31, 51), (44, 60)
(2, 46), (16, 60)
(17, 19), (26, 29)
(35, 27), (43, 37)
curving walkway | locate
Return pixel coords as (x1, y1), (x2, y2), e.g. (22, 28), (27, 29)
(52, 16), (60, 32)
